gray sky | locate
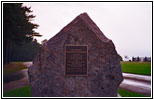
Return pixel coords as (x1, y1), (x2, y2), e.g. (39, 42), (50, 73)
(24, 2), (152, 60)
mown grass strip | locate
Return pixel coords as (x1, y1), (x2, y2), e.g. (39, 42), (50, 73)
(118, 88), (148, 97)
(120, 62), (151, 75)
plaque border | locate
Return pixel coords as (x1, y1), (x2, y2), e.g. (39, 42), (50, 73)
(64, 45), (88, 76)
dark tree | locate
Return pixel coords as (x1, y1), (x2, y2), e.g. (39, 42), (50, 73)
(137, 56), (140, 62)
(132, 57), (135, 61)
(3, 3), (41, 64)
(10, 39), (41, 62)
(144, 56), (147, 62)
(124, 55), (129, 60)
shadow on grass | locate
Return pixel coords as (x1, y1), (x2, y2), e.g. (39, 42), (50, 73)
(3, 73), (25, 83)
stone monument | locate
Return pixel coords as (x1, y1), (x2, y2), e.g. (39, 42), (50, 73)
(28, 13), (123, 97)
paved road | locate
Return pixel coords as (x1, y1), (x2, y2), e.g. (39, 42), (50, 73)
(24, 62), (33, 67)
(3, 69), (29, 92)
(119, 78), (151, 96)
(3, 62), (31, 92)
(120, 73), (151, 96)
(3, 62), (32, 84)
(123, 73), (151, 82)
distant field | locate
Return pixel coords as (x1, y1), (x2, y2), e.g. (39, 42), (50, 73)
(120, 62), (151, 75)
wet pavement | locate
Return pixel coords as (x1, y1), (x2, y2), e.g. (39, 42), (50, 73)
(3, 69), (27, 83)
(3, 69), (29, 92)
(123, 73), (151, 82)
(3, 62), (32, 83)
(23, 62), (33, 67)
(120, 73), (151, 96)
(3, 62), (31, 92)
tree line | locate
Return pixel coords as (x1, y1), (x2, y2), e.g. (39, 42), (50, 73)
(132, 56), (150, 62)
(3, 3), (42, 64)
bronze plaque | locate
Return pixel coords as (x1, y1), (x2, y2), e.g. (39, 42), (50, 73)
(65, 45), (88, 76)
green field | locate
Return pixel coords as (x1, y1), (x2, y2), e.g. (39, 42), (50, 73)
(120, 62), (151, 75)
(118, 88), (148, 97)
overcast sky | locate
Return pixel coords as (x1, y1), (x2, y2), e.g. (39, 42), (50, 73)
(24, 2), (152, 60)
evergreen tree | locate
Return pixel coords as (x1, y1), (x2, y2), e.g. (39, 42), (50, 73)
(132, 57), (135, 61)
(137, 56), (140, 62)
(144, 56), (147, 62)
(3, 3), (41, 64)
(10, 39), (41, 62)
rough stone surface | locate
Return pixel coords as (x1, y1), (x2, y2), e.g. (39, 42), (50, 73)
(28, 13), (123, 97)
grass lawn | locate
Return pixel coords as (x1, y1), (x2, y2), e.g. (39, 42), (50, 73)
(118, 88), (148, 97)
(3, 85), (31, 97)
(120, 62), (151, 75)
(3, 62), (27, 75)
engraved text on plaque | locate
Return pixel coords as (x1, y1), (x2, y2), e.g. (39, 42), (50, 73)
(65, 45), (88, 76)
